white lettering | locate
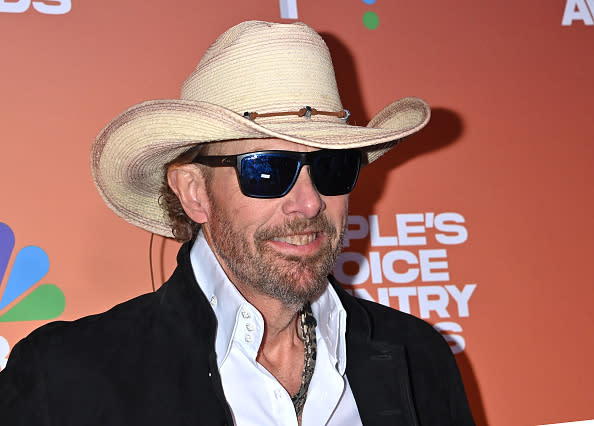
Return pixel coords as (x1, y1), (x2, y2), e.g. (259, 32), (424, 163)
(418, 286), (450, 318)
(445, 284), (476, 317)
(425, 212), (435, 228)
(338, 283), (477, 354)
(336, 248), (451, 284)
(382, 250), (419, 283)
(562, 0), (594, 25)
(396, 213), (427, 245)
(369, 215), (398, 246)
(279, 0), (298, 19)
(389, 286), (417, 314)
(377, 288), (390, 307)
(434, 212), (468, 245)
(0, 0), (70, 14)
(0, 0), (29, 13)
(369, 251), (383, 284)
(33, 0), (70, 14)
(434, 322), (466, 354)
(343, 215), (368, 247)
(334, 252), (369, 285)
(334, 210), (475, 355)
(419, 249), (450, 282)
(0, 336), (9, 370)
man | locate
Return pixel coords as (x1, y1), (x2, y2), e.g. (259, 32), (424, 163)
(0, 21), (474, 425)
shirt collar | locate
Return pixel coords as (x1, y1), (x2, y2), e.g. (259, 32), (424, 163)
(189, 231), (348, 374)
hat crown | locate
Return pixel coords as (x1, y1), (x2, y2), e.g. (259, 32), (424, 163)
(92, 20), (430, 238)
(181, 21), (343, 116)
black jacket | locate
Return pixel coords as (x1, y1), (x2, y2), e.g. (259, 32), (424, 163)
(0, 242), (474, 425)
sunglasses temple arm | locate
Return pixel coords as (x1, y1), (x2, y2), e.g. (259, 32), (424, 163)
(192, 155), (236, 167)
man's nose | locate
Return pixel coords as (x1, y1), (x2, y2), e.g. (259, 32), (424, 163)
(281, 166), (324, 218)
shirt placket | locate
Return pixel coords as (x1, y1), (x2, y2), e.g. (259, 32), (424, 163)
(236, 304), (298, 425)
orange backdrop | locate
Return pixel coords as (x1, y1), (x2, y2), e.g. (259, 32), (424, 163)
(1, 1), (593, 425)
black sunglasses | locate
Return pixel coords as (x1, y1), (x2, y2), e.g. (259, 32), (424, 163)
(192, 149), (361, 198)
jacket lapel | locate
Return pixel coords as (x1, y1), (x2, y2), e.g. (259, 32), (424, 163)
(330, 277), (420, 426)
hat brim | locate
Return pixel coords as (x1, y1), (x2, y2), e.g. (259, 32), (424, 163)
(91, 96), (430, 237)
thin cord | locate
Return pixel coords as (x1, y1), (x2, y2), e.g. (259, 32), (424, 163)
(149, 232), (156, 292)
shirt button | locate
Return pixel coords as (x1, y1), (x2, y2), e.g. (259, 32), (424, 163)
(210, 296), (217, 307)
(274, 389), (283, 399)
(241, 310), (251, 319)
(246, 323), (255, 332)
(245, 334), (253, 343)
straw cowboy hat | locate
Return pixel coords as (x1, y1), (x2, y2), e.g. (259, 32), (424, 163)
(91, 20), (430, 237)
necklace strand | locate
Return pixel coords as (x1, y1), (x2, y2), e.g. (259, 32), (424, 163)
(291, 303), (317, 418)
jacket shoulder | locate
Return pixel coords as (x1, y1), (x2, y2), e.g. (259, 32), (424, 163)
(333, 280), (449, 351)
(357, 297), (446, 343)
(336, 285), (475, 425)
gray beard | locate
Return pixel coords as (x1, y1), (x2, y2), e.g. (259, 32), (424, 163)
(206, 202), (346, 310)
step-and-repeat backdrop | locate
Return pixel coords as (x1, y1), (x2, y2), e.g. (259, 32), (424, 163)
(1, 1), (592, 424)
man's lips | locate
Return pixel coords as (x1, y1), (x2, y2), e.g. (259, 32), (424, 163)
(270, 232), (320, 246)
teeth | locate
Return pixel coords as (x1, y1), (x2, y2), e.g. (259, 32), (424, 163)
(272, 233), (317, 246)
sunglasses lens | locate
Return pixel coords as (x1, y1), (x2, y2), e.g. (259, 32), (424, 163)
(238, 150), (361, 198)
(240, 153), (299, 198)
(311, 150), (361, 196)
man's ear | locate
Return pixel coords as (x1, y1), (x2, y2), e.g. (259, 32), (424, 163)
(166, 164), (210, 224)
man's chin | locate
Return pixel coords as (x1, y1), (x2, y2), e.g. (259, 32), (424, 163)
(264, 254), (331, 281)
(246, 256), (327, 304)
(268, 278), (329, 309)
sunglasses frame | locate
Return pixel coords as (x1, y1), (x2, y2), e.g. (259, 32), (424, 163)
(192, 149), (361, 198)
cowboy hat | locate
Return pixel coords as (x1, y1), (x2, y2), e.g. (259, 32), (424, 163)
(91, 20), (430, 237)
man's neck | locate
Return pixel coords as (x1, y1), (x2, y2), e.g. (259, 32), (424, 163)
(233, 281), (306, 396)
(231, 280), (302, 344)
(200, 230), (308, 395)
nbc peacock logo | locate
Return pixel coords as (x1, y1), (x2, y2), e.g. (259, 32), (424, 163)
(0, 222), (65, 323)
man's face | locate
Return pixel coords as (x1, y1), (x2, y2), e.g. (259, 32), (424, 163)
(201, 138), (350, 309)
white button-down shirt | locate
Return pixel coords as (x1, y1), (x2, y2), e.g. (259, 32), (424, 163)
(190, 233), (363, 425)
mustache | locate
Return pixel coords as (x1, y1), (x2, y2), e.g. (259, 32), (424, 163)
(255, 214), (337, 242)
